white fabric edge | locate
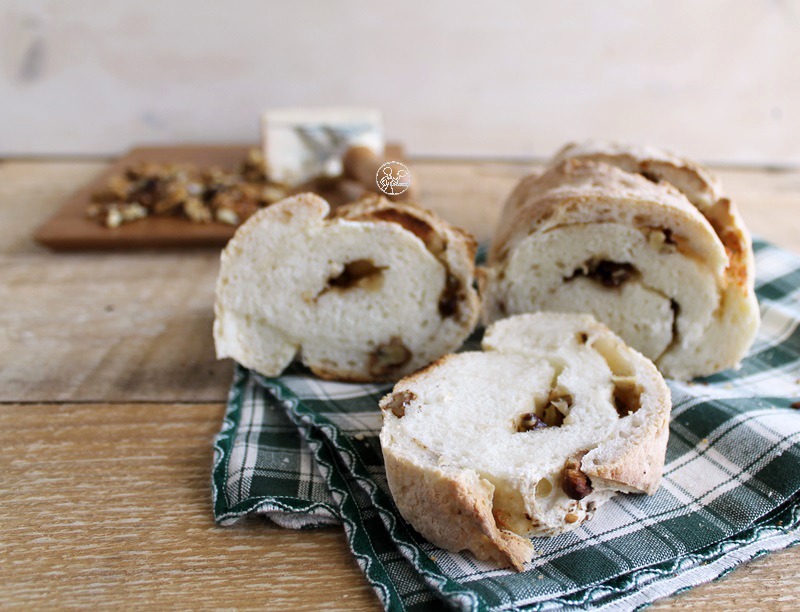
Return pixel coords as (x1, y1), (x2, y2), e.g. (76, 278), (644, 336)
(594, 529), (800, 611)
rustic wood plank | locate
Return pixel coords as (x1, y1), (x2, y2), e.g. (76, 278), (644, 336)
(0, 403), (377, 610)
(716, 166), (800, 253)
(0, 251), (230, 402)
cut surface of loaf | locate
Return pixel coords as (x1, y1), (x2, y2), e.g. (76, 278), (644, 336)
(483, 141), (760, 380)
(214, 193), (479, 382)
(379, 313), (671, 571)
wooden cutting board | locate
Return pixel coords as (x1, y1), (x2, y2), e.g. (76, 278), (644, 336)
(34, 143), (405, 250)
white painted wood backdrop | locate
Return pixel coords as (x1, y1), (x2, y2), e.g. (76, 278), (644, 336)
(0, 0), (797, 164)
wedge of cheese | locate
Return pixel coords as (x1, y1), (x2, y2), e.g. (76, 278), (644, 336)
(262, 107), (384, 186)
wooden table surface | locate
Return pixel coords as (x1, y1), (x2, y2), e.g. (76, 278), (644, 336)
(2, 158), (799, 610)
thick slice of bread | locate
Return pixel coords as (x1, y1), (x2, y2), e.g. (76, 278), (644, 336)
(483, 142), (760, 380)
(214, 193), (479, 381)
(380, 313), (671, 571)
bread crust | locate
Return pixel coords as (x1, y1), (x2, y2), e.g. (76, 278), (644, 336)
(382, 450), (534, 571)
(551, 141), (753, 289)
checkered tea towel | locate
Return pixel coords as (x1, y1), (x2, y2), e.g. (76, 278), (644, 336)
(212, 238), (800, 611)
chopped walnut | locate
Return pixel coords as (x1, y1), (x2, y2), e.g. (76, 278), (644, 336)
(567, 259), (637, 288)
(86, 148), (379, 228)
(517, 412), (548, 432)
(562, 451), (593, 500)
(215, 207), (240, 225)
(382, 390), (417, 418)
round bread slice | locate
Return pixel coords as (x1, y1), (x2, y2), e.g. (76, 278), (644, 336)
(214, 193), (479, 381)
(482, 143), (760, 380)
(379, 313), (671, 571)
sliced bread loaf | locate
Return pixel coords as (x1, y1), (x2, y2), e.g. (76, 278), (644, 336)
(379, 313), (671, 571)
(482, 142), (760, 380)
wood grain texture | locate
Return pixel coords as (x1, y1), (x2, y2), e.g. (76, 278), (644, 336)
(0, 403), (376, 610)
(0, 251), (231, 403)
(1, 159), (800, 609)
(1, 402), (799, 611)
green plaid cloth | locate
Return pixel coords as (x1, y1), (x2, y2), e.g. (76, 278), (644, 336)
(212, 238), (800, 611)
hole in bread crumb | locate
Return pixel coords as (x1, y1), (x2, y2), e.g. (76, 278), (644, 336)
(639, 170), (660, 183)
(516, 390), (571, 433)
(535, 478), (553, 497)
(565, 259), (638, 288)
(612, 377), (643, 418)
(542, 393), (570, 426)
(321, 259), (387, 295)
(670, 299), (680, 343)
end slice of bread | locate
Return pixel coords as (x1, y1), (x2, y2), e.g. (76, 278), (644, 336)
(379, 313), (671, 571)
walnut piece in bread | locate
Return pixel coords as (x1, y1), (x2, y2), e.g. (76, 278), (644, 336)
(214, 193), (479, 382)
(379, 313), (671, 571)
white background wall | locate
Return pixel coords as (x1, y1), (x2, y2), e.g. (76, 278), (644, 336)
(1, 0), (797, 164)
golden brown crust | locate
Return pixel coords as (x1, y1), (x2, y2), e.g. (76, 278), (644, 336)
(309, 365), (386, 384)
(483, 144), (759, 379)
(552, 141), (723, 209)
(397, 354), (456, 385)
(488, 159), (716, 265)
(585, 372), (671, 495)
(381, 446), (534, 572)
(552, 142), (753, 289)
